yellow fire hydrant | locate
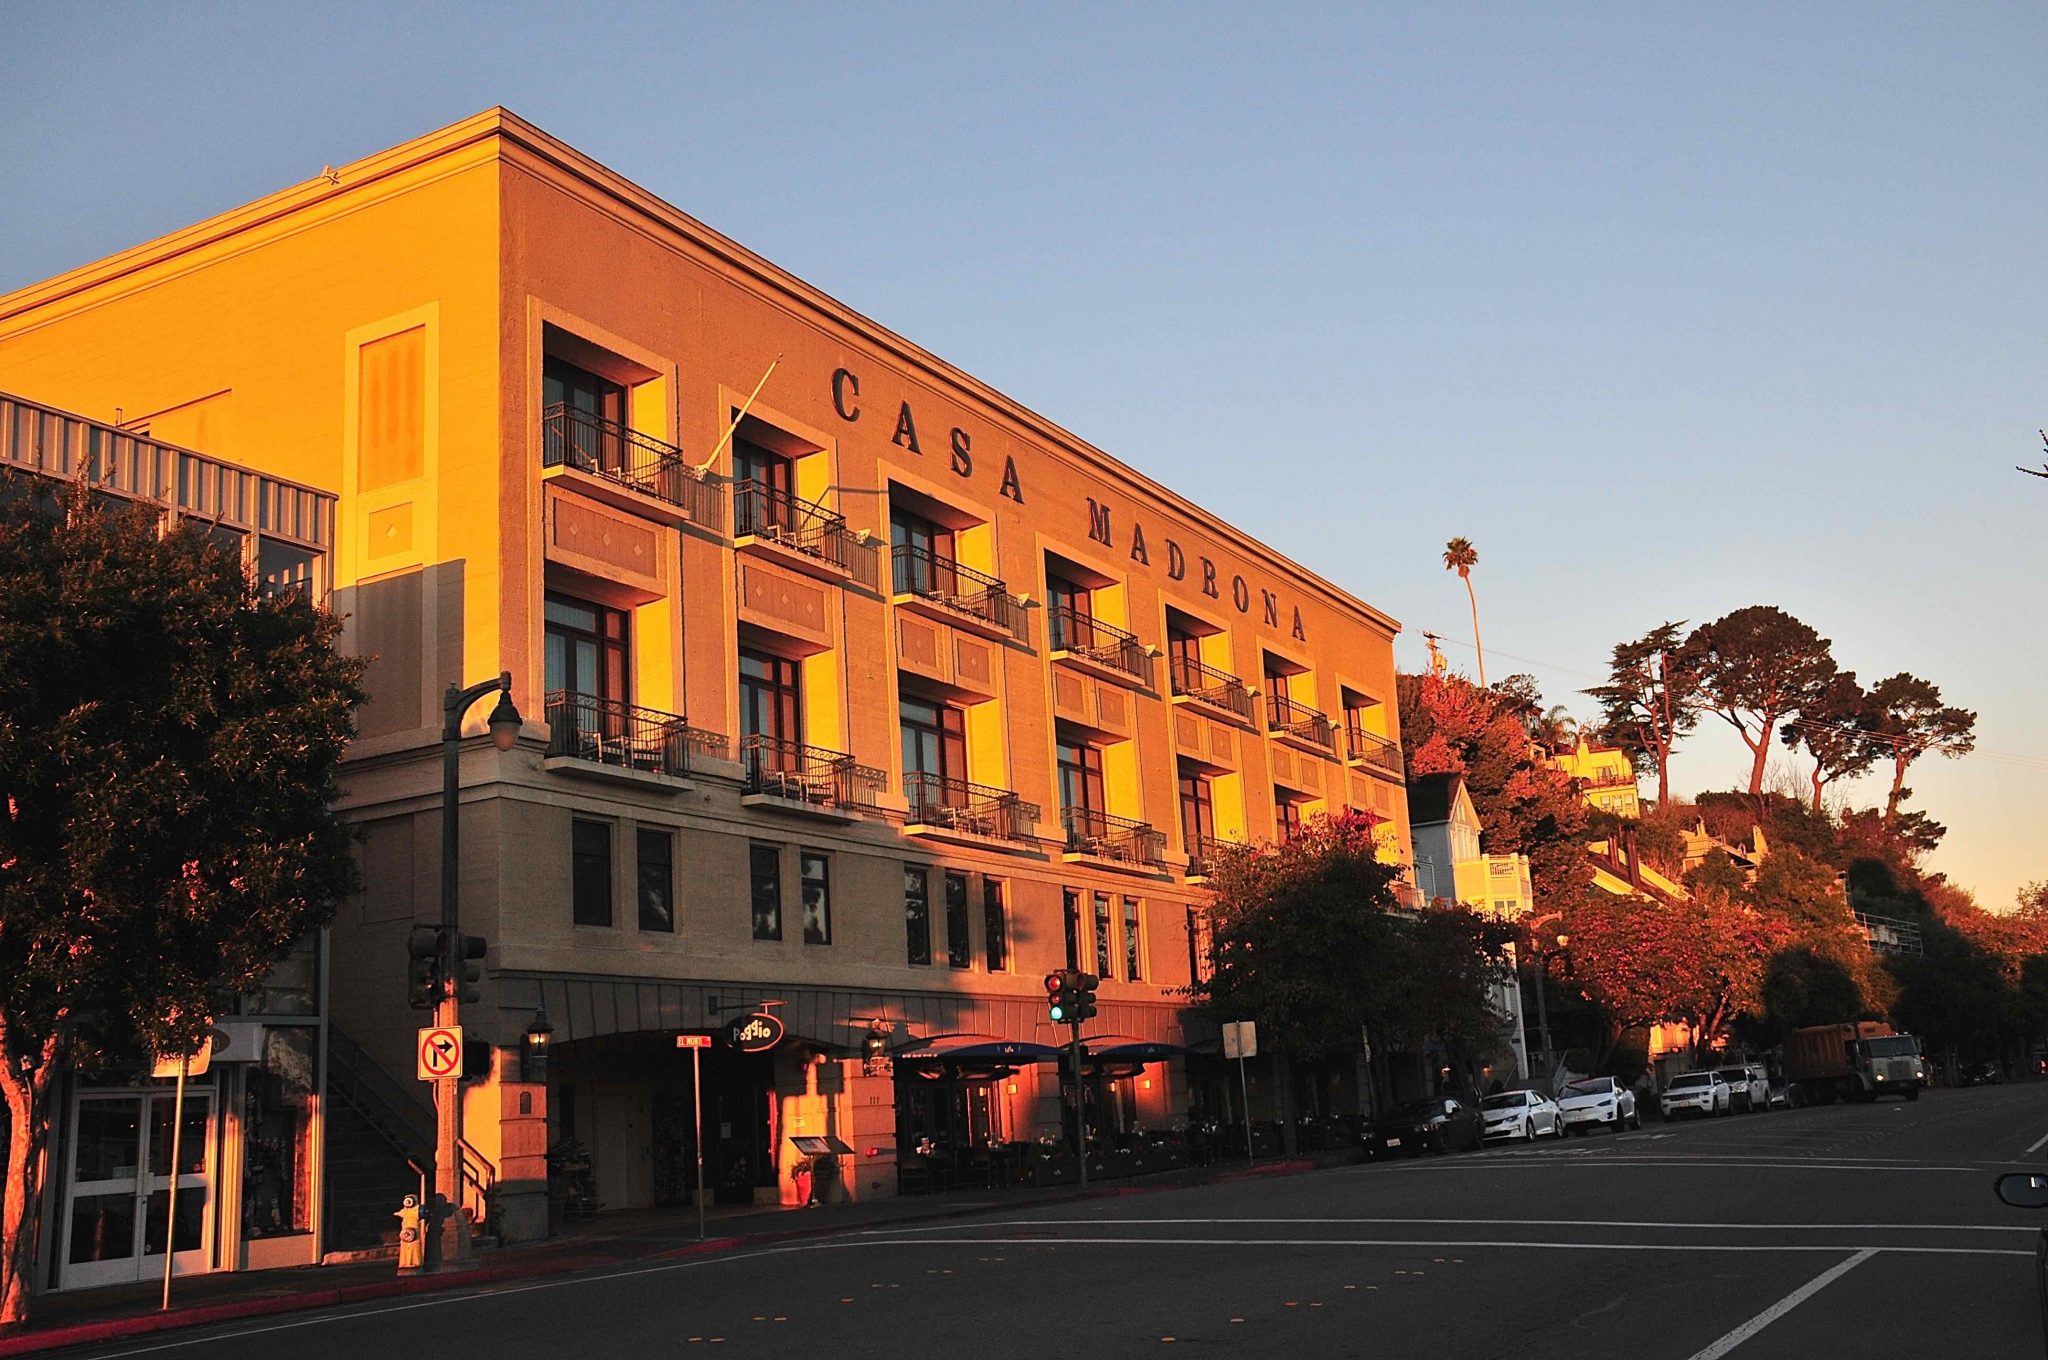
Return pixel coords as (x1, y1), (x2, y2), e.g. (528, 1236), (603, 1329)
(395, 1193), (425, 1272)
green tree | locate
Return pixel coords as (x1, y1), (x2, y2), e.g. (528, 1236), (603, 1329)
(0, 492), (362, 1328)
(1684, 607), (1838, 799)
(1780, 671), (1878, 813)
(1441, 537), (1485, 687)
(1585, 621), (1702, 806)
(1863, 673), (1976, 829)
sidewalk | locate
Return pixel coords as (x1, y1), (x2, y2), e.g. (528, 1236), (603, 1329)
(0, 1152), (1349, 1356)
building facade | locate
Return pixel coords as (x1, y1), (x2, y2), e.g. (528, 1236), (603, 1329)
(1551, 736), (1643, 819)
(0, 110), (1413, 1248)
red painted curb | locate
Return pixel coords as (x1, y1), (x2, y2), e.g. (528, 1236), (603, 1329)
(0, 1155), (1352, 1354)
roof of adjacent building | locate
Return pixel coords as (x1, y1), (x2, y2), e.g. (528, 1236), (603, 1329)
(1406, 772), (1465, 828)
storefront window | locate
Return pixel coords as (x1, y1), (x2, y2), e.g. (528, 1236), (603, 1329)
(242, 1026), (316, 1239)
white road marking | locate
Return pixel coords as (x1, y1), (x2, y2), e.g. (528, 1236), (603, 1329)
(842, 1235), (2028, 1257)
(861, 1216), (2033, 1235)
(1683, 1249), (1877, 1360)
(2025, 1130), (2048, 1154)
(1359, 1157), (1988, 1173)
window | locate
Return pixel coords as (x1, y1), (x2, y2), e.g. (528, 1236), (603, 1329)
(1063, 887), (1081, 970)
(544, 356), (627, 474)
(801, 850), (831, 945)
(1093, 891), (1114, 977)
(1187, 907), (1214, 984)
(739, 648), (801, 746)
(1056, 733), (1107, 817)
(749, 844), (782, 941)
(891, 506), (957, 596)
(905, 866), (932, 966)
(1263, 657), (1293, 704)
(572, 820), (612, 927)
(1276, 793), (1304, 843)
(983, 878), (1009, 973)
(944, 871), (971, 969)
(546, 593), (629, 702)
(901, 694), (968, 816)
(1047, 573), (1091, 651)
(733, 437), (795, 536)
(1122, 896), (1143, 982)
(1178, 765), (1215, 850)
(637, 828), (674, 932)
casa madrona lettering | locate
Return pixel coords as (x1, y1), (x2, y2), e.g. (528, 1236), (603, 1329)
(1086, 496), (1307, 641)
(830, 367), (1022, 503)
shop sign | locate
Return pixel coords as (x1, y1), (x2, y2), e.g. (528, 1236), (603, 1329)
(727, 1011), (785, 1053)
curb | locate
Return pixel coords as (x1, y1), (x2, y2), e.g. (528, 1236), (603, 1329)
(0, 1154), (1346, 1355)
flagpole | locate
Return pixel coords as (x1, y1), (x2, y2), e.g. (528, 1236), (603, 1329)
(694, 354), (783, 474)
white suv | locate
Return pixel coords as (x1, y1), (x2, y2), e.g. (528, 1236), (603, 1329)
(1715, 1063), (1770, 1113)
(1661, 1070), (1731, 1119)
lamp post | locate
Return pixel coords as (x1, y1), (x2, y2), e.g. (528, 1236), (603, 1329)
(521, 1009), (554, 1084)
(428, 671), (522, 1271)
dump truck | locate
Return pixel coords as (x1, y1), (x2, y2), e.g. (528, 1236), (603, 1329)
(1784, 1021), (1927, 1104)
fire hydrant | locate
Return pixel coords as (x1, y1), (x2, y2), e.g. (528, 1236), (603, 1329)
(394, 1193), (425, 1272)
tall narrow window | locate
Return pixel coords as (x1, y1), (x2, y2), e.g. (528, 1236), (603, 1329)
(1047, 573), (1092, 651)
(545, 593), (630, 702)
(901, 695), (968, 819)
(1056, 734), (1107, 817)
(544, 356), (626, 474)
(944, 871), (971, 969)
(572, 820), (612, 927)
(636, 828), (673, 933)
(1122, 896), (1143, 982)
(800, 850), (831, 945)
(1167, 623), (1205, 695)
(905, 866), (932, 966)
(1063, 887), (1081, 970)
(890, 506), (957, 597)
(1276, 793), (1304, 843)
(733, 437), (795, 536)
(983, 878), (1009, 973)
(749, 843), (782, 941)
(1179, 765), (1215, 850)
(1093, 891), (1114, 978)
(739, 648), (801, 746)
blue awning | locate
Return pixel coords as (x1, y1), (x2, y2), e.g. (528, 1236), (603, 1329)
(893, 1033), (1065, 1065)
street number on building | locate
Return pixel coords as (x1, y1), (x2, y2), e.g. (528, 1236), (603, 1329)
(1222, 1020), (1257, 1061)
(417, 1025), (464, 1080)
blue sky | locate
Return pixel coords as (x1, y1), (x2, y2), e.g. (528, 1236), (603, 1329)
(4, 2), (2042, 905)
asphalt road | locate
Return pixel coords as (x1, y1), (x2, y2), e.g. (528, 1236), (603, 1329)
(63, 1083), (2048, 1360)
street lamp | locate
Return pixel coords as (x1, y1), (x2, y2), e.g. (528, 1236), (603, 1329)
(521, 1009), (554, 1084)
(429, 670), (521, 1271)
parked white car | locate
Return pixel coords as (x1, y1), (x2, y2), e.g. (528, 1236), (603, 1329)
(1660, 1070), (1732, 1119)
(1557, 1076), (1640, 1134)
(1480, 1090), (1562, 1142)
(1715, 1063), (1770, 1112)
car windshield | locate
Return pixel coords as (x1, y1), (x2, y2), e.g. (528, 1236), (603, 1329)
(1863, 1037), (1920, 1057)
(1481, 1095), (1525, 1110)
(1562, 1079), (1613, 1096)
(1670, 1074), (1712, 1089)
(1390, 1101), (1441, 1118)
(1715, 1069), (1747, 1081)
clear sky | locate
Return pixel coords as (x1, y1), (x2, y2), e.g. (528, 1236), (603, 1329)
(4, 3), (2042, 906)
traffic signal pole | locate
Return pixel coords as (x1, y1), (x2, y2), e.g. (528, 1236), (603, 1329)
(1070, 1019), (1087, 1188)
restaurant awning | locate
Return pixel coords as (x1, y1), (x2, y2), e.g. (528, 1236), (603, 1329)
(892, 1033), (1066, 1065)
(1080, 1035), (1190, 1065)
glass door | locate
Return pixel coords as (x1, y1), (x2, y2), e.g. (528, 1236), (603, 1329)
(60, 1089), (213, 1289)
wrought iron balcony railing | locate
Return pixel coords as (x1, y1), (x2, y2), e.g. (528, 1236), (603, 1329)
(1047, 605), (1155, 686)
(1267, 693), (1335, 752)
(1345, 725), (1404, 775)
(1184, 834), (1238, 879)
(890, 544), (1028, 642)
(1061, 806), (1167, 868)
(904, 772), (1039, 843)
(1168, 655), (1255, 722)
(541, 404), (723, 529)
(545, 691), (727, 778)
(740, 733), (884, 812)
(731, 479), (878, 588)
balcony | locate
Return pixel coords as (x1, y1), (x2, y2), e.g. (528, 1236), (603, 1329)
(1345, 726), (1405, 777)
(1048, 605), (1155, 688)
(543, 691), (726, 788)
(740, 733), (884, 817)
(890, 544), (1029, 644)
(1168, 655), (1255, 723)
(1184, 834), (1240, 881)
(732, 480), (879, 588)
(541, 404), (722, 530)
(904, 772), (1040, 847)
(1061, 806), (1167, 870)
(1268, 693), (1336, 755)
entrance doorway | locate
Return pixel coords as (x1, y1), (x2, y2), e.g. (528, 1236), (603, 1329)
(60, 1088), (214, 1290)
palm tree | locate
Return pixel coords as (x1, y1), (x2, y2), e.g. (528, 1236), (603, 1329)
(1443, 537), (1485, 686)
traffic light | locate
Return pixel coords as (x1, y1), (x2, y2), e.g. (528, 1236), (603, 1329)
(407, 925), (442, 1010)
(452, 930), (487, 1004)
(1045, 969), (1079, 1024)
(1072, 971), (1100, 1025)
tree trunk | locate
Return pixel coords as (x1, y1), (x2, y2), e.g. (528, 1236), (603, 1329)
(1654, 739), (1671, 807)
(1463, 578), (1486, 687)
(1745, 723), (1773, 797)
(1885, 749), (1909, 826)
(0, 1055), (53, 1329)
(1810, 765), (1826, 814)
(1271, 1046), (1298, 1157)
